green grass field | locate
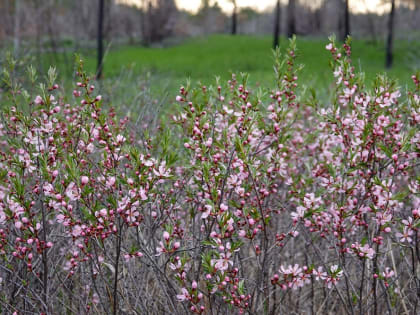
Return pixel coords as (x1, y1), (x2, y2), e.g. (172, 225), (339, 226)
(77, 35), (419, 92)
(26, 34), (418, 119)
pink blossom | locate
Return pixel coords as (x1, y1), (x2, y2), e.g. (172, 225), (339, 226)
(153, 162), (170, 177)
(34, 95), (43, 105)
(211, 252), (233, 271)
(65, 182), (81, 201)
(116, 134), (126, 144)
(396, 227), (413, 243)
(106, 176), (116, 188)
(220, 203), (228, 212)
(291, 206), (306, 221)
(382, 267), (395, 279)
(139, 187), (148, 200)
(201, 205), (212, 219)
(176, 288), (189, 301)
(72, 225), (82, 237)
(313, 267), (327, 280)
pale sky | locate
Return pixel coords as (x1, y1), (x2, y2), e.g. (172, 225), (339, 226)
(119, 0), (390, 15)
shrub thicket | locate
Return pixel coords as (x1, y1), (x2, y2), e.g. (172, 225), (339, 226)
(0, 37), (419, 314)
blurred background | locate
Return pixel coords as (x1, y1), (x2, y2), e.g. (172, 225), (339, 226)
(1, 0), (419, 113)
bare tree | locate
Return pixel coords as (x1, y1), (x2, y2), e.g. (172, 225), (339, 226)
(97, 0), (105, 79)
(287, 0), (296, 38)
(201, 0), (210, 10)
(142, 0), (177, 44)
(273, 0), (281, 48)
(385, 0), (396, 68)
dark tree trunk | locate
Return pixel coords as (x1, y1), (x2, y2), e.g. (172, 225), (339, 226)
(231, 1), (237, 35)
(273, 0), (281, 48)
(287, 0), (295, 38)
(344, 0), (350, 38)
(385, 0), (396, 69)
(97, 0), (105, 79)
(340, 0), (350, 41)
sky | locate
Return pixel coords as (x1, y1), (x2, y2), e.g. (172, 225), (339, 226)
(119, 0), (391, 15)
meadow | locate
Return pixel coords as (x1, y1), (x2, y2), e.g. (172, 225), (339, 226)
(39, 34), (420, 96)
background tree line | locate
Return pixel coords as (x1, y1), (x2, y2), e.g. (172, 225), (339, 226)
(1, 0), (419, 74)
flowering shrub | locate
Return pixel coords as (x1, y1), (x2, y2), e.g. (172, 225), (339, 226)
(0, 37), (419, 314)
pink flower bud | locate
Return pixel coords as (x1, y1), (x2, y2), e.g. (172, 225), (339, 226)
(81, 176), (89, 185)
(163, 231), (170, 240)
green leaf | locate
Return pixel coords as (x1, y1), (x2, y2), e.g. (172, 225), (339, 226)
(238, 280), (245, 295)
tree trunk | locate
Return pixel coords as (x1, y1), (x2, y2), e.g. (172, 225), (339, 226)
(340, 0), (350, 41)
(385, 0), (396, 69)
(13, 0), (20, 56)
(273, 0), (281, 49)
(344, 0), (350, 38)
(231, 1), (237, 35)
(287, 0), (295, 38)
(97, 0), (105, 79)
(313, 8), (321, 33)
